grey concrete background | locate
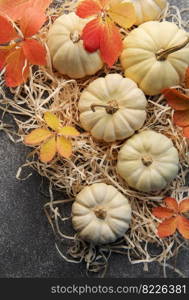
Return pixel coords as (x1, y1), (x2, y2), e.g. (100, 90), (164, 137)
(0, 0), (189, 278)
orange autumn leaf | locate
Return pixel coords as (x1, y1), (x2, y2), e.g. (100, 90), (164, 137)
(24, 128), (53, 145)
(152, 197), (189, 239)
(157, 216), (178, 238)
(162, 88), (189, 111)
(5, 47), (30, 87)
(177, 216), (189, 239)
(57, 136), (72, 159)
(76, 0), (136, 66)
(22, 39), (46, 65)
(76, 0), (102, 18)
(0, 0), (52, 21)
(19, 7), (46, 38)
(179, 198), (189, 213)
(152, 207), (174, 219)
(0, 48), (9, 70)
(0, 15), (18, 44)
(40, 136), (56, 163)
(164, 197), (178, 212)
(162, 88), (189, 138)
(173, 110), (189, 127)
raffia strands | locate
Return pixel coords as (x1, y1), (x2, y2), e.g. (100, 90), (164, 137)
(1, 1), (189, 277)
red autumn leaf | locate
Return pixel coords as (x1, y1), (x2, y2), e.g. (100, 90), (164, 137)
(164, 197), (178, 212)
(173, 110), (189, 127)
(5, 47), (30, 87)
(163, 88), (189, 111)
(0, 15), (18, 44)
(19, 7), (46, 38)
(0, 0), (52, 21)
(183, 126), (189, 138)
(82, 18), (102, 52)
(157, 216), (178, 238)
(177, 216), (189, 239)
(22, 39), (46, 65)
(179, 198), (189, 213)
(152, 207), (174, 219)
(100, 18), (122, 67)
(76, 0), (102, 18)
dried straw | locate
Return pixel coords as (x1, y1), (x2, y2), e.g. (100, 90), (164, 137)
(0, 0), (189, 277)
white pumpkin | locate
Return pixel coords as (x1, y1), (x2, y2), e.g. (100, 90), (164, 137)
(117, 130), (179, 193)
(78, 74), (147, 142)
(120, 21), (189, 95)
(125, 0), (167, 25)
(47, 12), (103, 78)
(72, 183), (131, 244)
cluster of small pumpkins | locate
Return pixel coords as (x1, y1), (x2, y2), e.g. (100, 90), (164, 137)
(46, 0), (189, 245)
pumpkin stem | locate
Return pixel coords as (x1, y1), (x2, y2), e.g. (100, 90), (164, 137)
(70, 31), (80, 43)
(91, 104), (118, 115)
(141, 155), (153, 167)
(94, 207), (107, 220)
(156, 37), (189, 61)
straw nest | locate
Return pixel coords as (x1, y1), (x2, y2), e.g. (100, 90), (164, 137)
(0, 0), (189, 277)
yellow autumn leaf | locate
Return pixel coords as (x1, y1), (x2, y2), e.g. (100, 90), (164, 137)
(57, 136), (72, 158)
(24, 128), (52, 145)
(108, 1), (136, 29)
(44, 112), (62, 131)
(40, 136), (56, 163)
(58, 126), (80, 137)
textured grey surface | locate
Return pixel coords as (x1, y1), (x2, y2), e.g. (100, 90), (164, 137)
(0, 0), (189, 278)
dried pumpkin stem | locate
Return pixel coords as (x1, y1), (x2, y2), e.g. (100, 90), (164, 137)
(156, 37), (189, 61)
(91, 104), (118, 115)
(141, 155), (153, 167)
(70, 31), (80, 43)
(94, 208), (107, 220)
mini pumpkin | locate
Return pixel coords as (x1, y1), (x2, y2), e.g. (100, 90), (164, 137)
(125, 0), (167, 25)
(78, 74), (147, 142)
(117, 130), (179, 193)
(47, 12), (103, 78)
(120, 21), (189, 95)
(72, 183), (131, 244)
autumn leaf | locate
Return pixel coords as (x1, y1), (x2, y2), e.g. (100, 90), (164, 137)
(40, 136), (56, 163)
(82, 18), (102, 52)
(58, 126), (80, 136)
(76, 0), (102, 18)
(19, 7), (46, 38)
(177, 216), (189, 239)
(163, 88), (189, 111)
(162, 88), (189, 138)
(0, 15), (18, 44)
(24, 128), (53, 145)
(157, 217), (178, 238)
(152, 197), (189, 239)
(24, 112), (79, 163)
(57, 136), (72, 158)
(152, 207), (174, 219)
(44, 112), (62, 131)
(179, 199), (189, 213)
(76, 0), (136, 66)
(164, 197), (178, 212)
(5, 47), (30, 87)
(108, 0), (136, 29)
(0, 48), (9, 70)
(0, 0), (52, 21)
(22, 39), (46, 65)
